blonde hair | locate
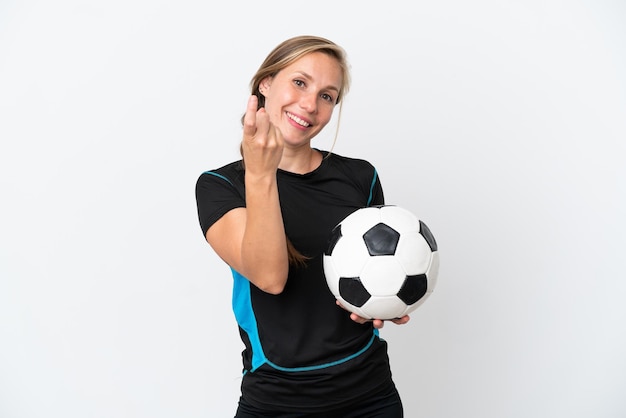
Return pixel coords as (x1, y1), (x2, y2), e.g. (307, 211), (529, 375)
(243, 35), (352, 266)
(250, 35), (351, 107)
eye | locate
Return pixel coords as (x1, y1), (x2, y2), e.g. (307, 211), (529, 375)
(294, 79), (305, 88)
(320, 93), (335, 103)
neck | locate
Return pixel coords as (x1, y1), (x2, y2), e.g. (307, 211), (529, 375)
(279, 146), (322, 174)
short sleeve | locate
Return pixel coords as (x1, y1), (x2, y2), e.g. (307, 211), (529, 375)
(195, 170), (246, 237)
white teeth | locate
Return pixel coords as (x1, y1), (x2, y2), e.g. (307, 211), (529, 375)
(287, 112), (310, 127)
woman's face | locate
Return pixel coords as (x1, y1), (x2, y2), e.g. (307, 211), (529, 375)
(260, 52), (343, 147)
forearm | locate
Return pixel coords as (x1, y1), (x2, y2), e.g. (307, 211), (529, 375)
(241, 173), (289, 294)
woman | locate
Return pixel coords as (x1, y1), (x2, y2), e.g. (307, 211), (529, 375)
(196, 35), (409, 417)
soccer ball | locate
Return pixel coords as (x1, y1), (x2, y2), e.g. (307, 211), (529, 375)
(323, 205), (439, 320)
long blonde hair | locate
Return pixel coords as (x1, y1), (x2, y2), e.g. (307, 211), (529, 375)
(243, 35), (352, 266)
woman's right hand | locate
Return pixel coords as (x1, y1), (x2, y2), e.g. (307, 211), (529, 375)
(241, 95), (284, 177)
(211, 94), (288, 294)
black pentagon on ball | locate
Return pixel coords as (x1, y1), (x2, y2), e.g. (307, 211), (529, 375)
(419, 220), (438, 252)
(397, 274), (428, 305)
(338, 277), (371, 307)
(363, 223), (400, 256)
(325, 224), (343, 256)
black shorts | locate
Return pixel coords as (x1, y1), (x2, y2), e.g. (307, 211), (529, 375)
(234, 382), (403, 418)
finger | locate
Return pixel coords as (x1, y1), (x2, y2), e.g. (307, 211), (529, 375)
(255, 107), (270, 140)
(350, 313), (368, 324)
(242, 95), (259, 139)
(390, 315), (410, 325)
(336, 299), (350, 312)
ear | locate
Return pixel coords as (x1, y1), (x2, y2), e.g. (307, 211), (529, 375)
(259, 77), (272, 95)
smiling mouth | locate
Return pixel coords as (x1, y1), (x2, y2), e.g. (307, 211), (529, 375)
(287, 112), (311, 128)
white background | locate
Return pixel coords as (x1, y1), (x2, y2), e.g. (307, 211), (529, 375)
(1, 0), (625, 417)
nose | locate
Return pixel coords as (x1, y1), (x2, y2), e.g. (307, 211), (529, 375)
(299, 92), (317, 113)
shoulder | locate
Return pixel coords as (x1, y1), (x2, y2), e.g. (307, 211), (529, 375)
(319, 151), (384, 205)
(195, 160), (246, 202)
(321, 150), (374, 167)
(195, 160), (246, 235)
(197, 160), (244, 186)
(321, 151), (378, 178)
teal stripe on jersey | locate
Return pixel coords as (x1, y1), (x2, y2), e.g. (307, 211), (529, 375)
(231, 268), (267, 372)
(204, 170), (234, 186)
(265, 332), (379, 373)
(231, 264), (381, 374)
(367, 169), (378, 206)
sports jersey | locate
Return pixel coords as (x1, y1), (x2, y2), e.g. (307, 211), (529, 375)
(195, 149), (396, 413)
